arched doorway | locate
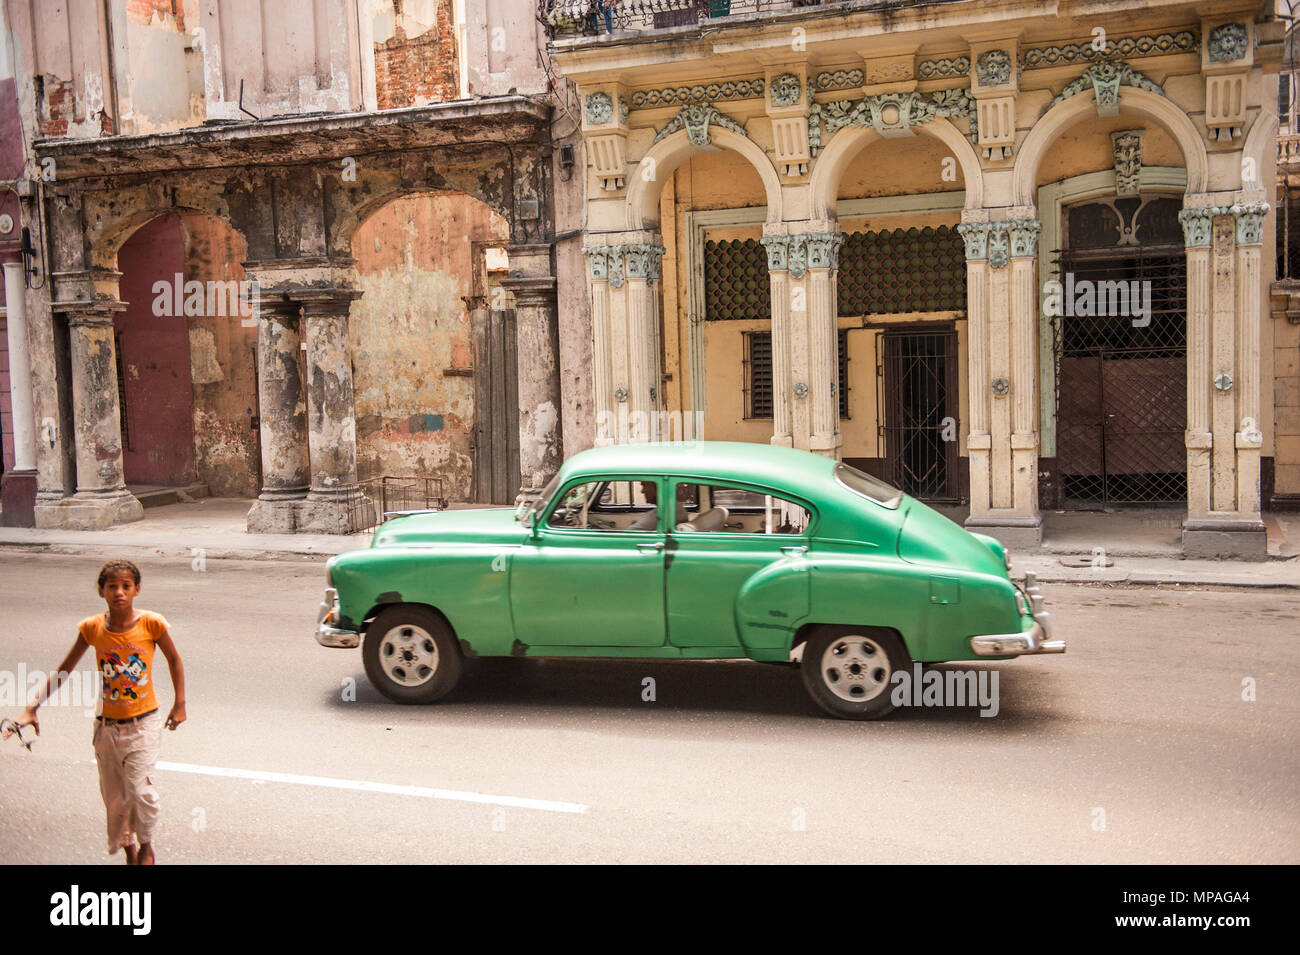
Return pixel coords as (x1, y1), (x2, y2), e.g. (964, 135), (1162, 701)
(350, 191), (515, 503)
(1054, 194), (1187, 507)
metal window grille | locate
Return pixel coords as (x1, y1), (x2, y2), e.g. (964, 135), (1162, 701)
(838, 225), (966, 316)
(704, 238), (771, 321)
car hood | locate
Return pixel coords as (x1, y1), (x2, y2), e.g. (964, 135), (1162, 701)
(370, 507), (529, 548)
(895, 500), (1006, 577)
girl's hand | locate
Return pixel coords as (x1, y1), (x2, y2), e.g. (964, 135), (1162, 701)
(165, 702), (186, 730)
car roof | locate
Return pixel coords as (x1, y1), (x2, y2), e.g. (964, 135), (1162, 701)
(560, 441), (838, 497)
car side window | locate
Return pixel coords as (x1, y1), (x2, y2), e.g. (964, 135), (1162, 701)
(674, 482), (811, 535)
(546, 479), (661, 531)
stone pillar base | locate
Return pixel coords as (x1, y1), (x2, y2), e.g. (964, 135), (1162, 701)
(0, 470), (38, 528)
(34, 490), (144, 530)
(246, 498), (303, 534)
(295, 489), (377, 535)
(965, 513), (1043, 548)
(1182, 518), (1268, 560)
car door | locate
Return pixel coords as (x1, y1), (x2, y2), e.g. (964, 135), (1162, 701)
(664, 480), (812, 651)
(508, 476), (667, 648)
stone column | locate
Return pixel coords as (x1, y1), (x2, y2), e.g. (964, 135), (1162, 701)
(1179, 207), (1214, 521)
(246, 296), (310, 534)
(579, 234), (662, 455)
(502, 245), (563, 500)
(1233, 203), (1268, 521)
(761, 228), (842, 456)
(295, 288), (368, 534)
(1, 260), (37, 527)
(958, 219), (992, 516)
(806, 232), (844, 457)
(34, 303), (143, 529)
(962, 215), (1042, 547)
(584, 246), (615, 446)
(1009, 219), (1042, 523)
(1179, 200), (1267, 558)
(761, 232), (794, 448)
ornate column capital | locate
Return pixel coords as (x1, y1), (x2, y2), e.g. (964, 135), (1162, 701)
(957, 222), (990, 261)
(761, 234), (791, 272)
(1178, 207), (1214, 248)
(622, 243), (667, 283)
(805, 232), (845, 271)
(1231, 202), (1270, 246)
(986, 222), (1011, 269)
(1008, 219), (1042, 259)
(62, 300), (127, 327)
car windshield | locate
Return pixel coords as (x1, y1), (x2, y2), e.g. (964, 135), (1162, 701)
(834, 463), (903, 509)
(515, 472), (564, 524)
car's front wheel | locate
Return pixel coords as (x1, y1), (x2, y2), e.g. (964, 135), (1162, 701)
(363, 606), (463, 704)
(800, 626), (909, 720)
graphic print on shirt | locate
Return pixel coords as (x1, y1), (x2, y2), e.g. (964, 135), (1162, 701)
(100, 648), (147, 702)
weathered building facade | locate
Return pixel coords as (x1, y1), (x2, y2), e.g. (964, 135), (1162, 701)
(545, 0), (1287, 557)
(0, 0), (586, 532)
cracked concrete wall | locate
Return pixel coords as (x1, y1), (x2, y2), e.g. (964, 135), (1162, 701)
(350, 192), (507, 498)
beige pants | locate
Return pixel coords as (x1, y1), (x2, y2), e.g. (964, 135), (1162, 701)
(92, 709), (162, 854)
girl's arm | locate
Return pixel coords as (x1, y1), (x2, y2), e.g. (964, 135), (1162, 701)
(4, 636), (91, 737)
(157, 631), (186, 729)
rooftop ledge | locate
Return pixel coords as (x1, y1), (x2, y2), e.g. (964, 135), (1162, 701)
(32, 96), (552, 179)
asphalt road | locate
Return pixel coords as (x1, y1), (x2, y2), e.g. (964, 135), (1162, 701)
(0, 552), (1296, 864)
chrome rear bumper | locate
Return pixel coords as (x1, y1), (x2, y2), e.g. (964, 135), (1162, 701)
(970, 573), (1066, 657)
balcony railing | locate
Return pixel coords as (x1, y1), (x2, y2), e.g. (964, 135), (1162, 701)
(542, 0), (833, 38)
(1280, 133), (1300, 168)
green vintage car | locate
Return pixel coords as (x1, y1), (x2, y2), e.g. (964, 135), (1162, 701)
(315, 441), (1063, 719)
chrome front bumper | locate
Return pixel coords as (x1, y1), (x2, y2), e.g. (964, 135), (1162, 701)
(970, 573), (1066, 657)
(316, 587), (361, 648)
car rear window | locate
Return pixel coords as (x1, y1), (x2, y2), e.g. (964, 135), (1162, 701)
(834, 463), (903, 509)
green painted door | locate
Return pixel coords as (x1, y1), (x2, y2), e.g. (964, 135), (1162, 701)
(509, 526), (667, 648)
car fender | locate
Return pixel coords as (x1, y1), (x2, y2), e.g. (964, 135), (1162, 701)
(330, 544), (519, 655)
(735, 556), (812, 651)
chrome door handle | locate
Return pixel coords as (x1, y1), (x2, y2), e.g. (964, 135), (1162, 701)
(781, 545), (808, 557)
(637, 541), (665, 552)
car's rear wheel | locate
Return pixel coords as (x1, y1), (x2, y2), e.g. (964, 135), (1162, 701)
(363, 606), (463, 704)
(800, 626), (909, 720)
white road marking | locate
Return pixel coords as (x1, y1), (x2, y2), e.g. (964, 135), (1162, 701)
(157, 760), (589, 814)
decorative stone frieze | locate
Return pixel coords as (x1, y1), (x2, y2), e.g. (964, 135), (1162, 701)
(770, 73), (802, 108)
(654, 102), (748, 147)
(917, 57), (969, 79)
(1049, 61), (1164, 117)
(629, 79), (765, 110)
(585, 92), (613, 125)
(1208, 23), (1247, 62)
(1021, 31), (1196, 68)
(1111, 129), (1144, 196)
(808, 88), (974, 155)
(813, 69), (865, 90)
(976, 49), (1012, 86)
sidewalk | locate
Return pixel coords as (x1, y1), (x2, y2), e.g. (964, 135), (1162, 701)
(0, 496), (1297, 588)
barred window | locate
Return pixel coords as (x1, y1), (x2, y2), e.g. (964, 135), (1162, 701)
(744, 329), (849, 419)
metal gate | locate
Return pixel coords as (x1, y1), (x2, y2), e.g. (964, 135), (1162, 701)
(1055, 251), (1187, 507)
(879, 328), (959, 501)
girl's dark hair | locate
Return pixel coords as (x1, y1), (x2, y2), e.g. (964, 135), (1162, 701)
(97, 559), (142, 591)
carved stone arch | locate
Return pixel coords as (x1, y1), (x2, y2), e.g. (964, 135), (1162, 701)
(89, 204), (244, 274)
(1013, 87), (1209, 206)
(625, 125), (783, 230)
(809, 118), (983, 220)
(1241, 99), (1277, 196)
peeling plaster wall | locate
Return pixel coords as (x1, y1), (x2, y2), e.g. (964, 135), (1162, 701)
(350, 193), (508, 499)
(178, 213), (259, 497)
(460, 0), (547, 97)
(372, 0), (458, 108)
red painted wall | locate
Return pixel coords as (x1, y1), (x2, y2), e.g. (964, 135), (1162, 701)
(115, 213), (197, 486)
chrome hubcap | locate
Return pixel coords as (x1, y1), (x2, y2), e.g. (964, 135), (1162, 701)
(379, 625), (438, 687)
(821, 635), (891, 703)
